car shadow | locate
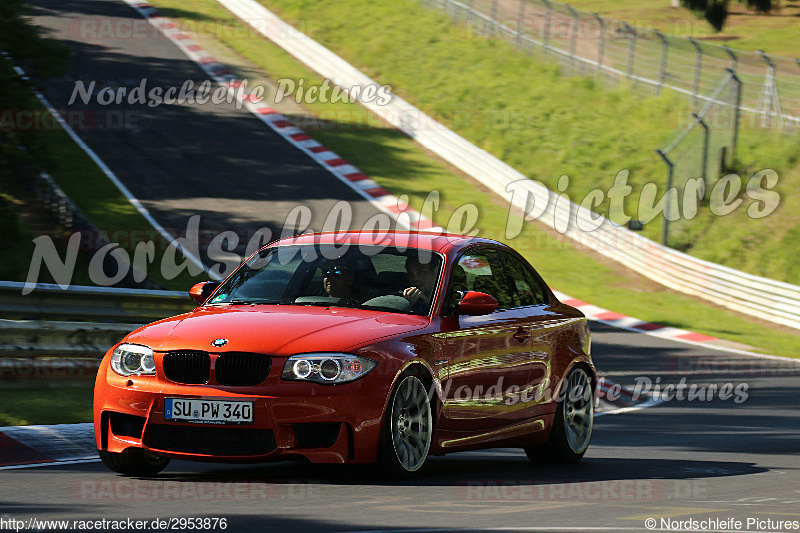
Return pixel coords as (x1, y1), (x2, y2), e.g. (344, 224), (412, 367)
(144, 453), (767, 487)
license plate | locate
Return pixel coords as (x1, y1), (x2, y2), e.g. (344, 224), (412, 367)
(164, 398), (253, 424)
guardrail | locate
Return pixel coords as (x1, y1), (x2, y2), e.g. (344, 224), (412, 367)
(0, 282), (193, 359)
(0, 319), (143, 358)
(216, 0), (800, 330)
(0, 281), (192, 323)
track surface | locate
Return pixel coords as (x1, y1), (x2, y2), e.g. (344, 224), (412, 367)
(1, 323), (799, 531)
(26, 0), (381, 257)
(7, 0), (800, 531)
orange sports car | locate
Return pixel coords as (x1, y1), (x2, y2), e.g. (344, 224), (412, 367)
(94, 231), (595, 476)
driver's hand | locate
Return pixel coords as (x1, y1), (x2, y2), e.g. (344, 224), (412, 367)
(403, 287), (428, 306)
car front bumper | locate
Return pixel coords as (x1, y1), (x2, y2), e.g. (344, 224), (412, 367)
(93, 362), (389, 464)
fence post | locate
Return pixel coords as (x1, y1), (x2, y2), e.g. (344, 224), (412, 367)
(689, 38), (702, 105)
(655, 149), (674, 247)
(489, 0), (499, 36)
(542, 0), (552, 53)
(724, 45), (737, 73)
(593, 13), (605, 72)
(655, 30), (668, 94)
(623, 22), (636, 79)
(566, 5), (579, 68)
(728, 69), (742, 164)
(516, 0), (525, 49)
(452, 0), (462, 24)
(756, 51), (781, 128)
(693, 113), (710, 199)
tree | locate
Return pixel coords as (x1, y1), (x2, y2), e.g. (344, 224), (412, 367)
(680, 0), (773, 31)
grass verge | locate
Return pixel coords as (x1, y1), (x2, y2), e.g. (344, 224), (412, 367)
(0, 383), (93, 426)
(147, 0), (799, 356)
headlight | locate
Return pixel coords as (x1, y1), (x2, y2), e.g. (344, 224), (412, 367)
(282, 353), (376, 385)
(110, 344), (155, 376)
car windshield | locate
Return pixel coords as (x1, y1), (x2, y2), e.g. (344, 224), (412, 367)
(207, 243), (444, 315)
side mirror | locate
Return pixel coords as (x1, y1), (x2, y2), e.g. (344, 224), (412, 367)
(189, 281), (221, 305)
(457, 291), (498, 316)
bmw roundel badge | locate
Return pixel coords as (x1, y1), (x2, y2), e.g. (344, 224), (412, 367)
(212, 338), (228, 347)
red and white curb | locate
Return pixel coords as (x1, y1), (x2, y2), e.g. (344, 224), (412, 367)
(551, 290), (720, 345)
(594, 377), (665, 416)
(0, 423), (98, 470)
(550, 290), (791, 360)
(122, 0), (441, 234)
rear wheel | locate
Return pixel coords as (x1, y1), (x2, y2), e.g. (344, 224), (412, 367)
(525, 365), (594, 463)
(377, 375), (433, 477)
(99, 449), (170, 476)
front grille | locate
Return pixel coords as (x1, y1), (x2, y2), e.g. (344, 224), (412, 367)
(145, 424), (276, 456)
(163, 351), (210, 384)
(216, 353), (271, 386)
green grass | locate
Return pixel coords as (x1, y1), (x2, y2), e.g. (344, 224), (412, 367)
(0, 384), (93, 426)
(146, 0), (800, 357)
(550, 0), (800, 57)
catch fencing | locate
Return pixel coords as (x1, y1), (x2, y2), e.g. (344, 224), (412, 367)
(423, 0), (800, 248)
(655, 70), (741, 248)
(424, 0), (800, 128)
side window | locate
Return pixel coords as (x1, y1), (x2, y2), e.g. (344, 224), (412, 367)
(453, 249), (515, 310)
(500, 251), (549, 306)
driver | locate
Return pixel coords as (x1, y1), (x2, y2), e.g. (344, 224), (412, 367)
(323, 264), (357, 300)
(403, 256), (438, 313)
(320, 255), (371, 304)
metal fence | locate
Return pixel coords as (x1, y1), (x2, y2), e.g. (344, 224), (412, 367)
(424, 0), (800, 128)
(656, 70), (742, 248)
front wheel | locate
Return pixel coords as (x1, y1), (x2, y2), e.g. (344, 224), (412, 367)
(377, 375), (433, 477)
(525, 365), (594, 463)
(99, 449), (170, 476)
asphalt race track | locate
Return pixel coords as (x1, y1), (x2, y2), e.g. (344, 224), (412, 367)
(4, 0), (800, 531)
(25, 0), (383, 259)
(2, 323), (799, 531)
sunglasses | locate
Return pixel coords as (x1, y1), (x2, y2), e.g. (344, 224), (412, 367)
(323, 268), (348, 278)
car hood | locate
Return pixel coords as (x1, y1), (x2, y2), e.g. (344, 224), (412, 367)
(124, 305), (430, 355)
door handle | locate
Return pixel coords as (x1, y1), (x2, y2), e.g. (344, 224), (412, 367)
(513, 327), (529, 343)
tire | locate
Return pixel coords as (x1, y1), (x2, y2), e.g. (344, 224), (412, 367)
(377, 375), (433, 477)
(525, 365), (594, 464)
(99, 449), (170, 476)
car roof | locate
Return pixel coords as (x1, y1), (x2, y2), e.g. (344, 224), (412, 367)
(270, 231), (507, 255)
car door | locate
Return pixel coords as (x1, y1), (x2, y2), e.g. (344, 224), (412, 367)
(437, 247), (535, 432)
(497, 250), (559, 419)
